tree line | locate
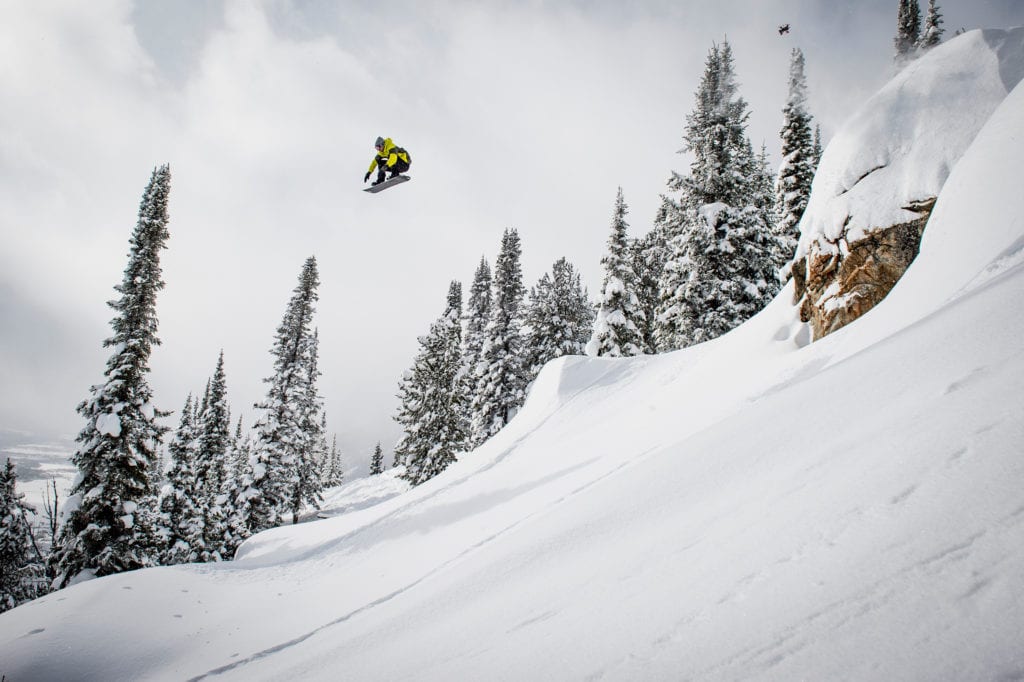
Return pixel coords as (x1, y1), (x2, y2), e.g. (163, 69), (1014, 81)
(1, 3), (947, 612)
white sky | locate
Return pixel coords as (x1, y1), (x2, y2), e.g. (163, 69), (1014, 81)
(1, 0), (1020, 472)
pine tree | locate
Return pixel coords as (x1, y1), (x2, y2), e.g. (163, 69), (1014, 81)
(775, 48), (816, 276)
(322, 435), (344, 487)
(895, 0), (922, 61)
(812, 124), (824, 170)
(291, 329), (326, 523)
(631, 226), (667, 354)
(752, 142), (778, 231)
(395, 282), (470, 485)
(370, 442), (385, 475)
(471, 229), (527, 445)
(50, 164), (172, 587)
(244, 256), (321, 532)
(676, 203), (779, 344)
(654, 41), (779, 350)
(1, 459), (46, 612)
(588, 188), (644, 358)
(159, 394), (203, 564)
(525, 257), (594, 378)
(463, 256), (492, 446)
(193, 351), (233, 559)
(919, 0), (944, 49)
(230, 417), (251, 480)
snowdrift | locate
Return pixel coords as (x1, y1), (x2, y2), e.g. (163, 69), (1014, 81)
(797, 25), (1024, 255)
(2, 29), (1024, 682)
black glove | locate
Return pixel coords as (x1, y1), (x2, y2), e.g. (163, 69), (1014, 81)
(364, 171), (371, 182)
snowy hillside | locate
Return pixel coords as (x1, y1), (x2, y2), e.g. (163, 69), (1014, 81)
(3, 29), (1024, 682)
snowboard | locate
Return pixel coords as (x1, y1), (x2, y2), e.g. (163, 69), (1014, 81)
(364, 175), (411, 193)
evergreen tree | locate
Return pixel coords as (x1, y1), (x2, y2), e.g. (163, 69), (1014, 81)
(369, 442), (385, 475)
(322, 435), (344, 487)
(752, 142), (778, 230)
(525, 257), (594, 378)
(812, 124), (824, 170)
(218, 417), (252, 559)
(463, 256), (492, 445)
(774, 48), (816, 276)
(1, 459), (46, 612)
(919, 0), (944, 49)
(50, 164), (172, 587)
(194, 351), (233, 559)
(631, 225), (667, 354)
(291, 329), (326, 523)
(471, 229), (527, 444)
(675, 203), (779, 344)
(587, 188), (644, 358)
(244, 256), (321, 532)
(895, 0), (922, 61)
(230, 417), (251, 480)
(395, 282), (470, 485)
(159, 394), (203, 564)
(654, 41), (779, 350)
(676, 40), (752, 211)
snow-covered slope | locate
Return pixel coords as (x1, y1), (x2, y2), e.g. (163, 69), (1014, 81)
(3, 31), (1024, 682)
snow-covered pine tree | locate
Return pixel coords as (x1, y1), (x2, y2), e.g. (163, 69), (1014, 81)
(471, 229), (527, 445)
(321, 435), (344, 487)
(587, 188), (644, 358)
(49, 164), (172, 588)
(159, 394), (204, 564)
(314, 413), (329, 485)
(463, 256), (492, 447)
(230, 416), (250, 480)
(812, 124), (824, 170)
(524, 257), (594, 380)
(751, 142), (778, 230)
(370, 442), (385, 475)
(676, 203), (779, 344)
(395, 281), (470, 486)
(193, 351), (233, 559)
(895, 0), (922, 62)
(212, 417), (251, 560)
(775, 48), (816, 276)
(918, 0), (944, 49)
(654, 40), (779, 350)
(290, 329), (325, 523)
(244, 256), (321, 533)
(631, 224), (667, 354)
(1, 459), (46, 612)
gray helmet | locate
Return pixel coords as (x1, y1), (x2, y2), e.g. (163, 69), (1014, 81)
(374, 136), (385, 149)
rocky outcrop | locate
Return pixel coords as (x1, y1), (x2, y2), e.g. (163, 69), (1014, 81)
(793, 199), (934, 339)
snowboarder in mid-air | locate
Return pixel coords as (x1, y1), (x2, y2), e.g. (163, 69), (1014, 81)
(364, 136), (411, 192)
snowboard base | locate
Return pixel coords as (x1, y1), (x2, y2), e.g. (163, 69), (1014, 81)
(364, 175), (411, 193)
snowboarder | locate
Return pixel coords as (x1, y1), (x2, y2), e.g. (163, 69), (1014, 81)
(778, 23), (790, 35)
(364, 136), (411, 186)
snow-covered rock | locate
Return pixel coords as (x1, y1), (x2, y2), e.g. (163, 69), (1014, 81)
(793, 27), (1024, 339)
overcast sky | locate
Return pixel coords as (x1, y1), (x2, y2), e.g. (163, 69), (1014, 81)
(2, 0), (1020, 473)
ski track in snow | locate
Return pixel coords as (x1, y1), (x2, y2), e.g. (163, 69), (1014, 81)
(192, 451), (647, 680)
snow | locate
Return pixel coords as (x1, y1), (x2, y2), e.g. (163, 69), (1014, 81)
(797, 27), (1024, 258)
(3, 28), (1024, 682)
(95, 412), (122, 438)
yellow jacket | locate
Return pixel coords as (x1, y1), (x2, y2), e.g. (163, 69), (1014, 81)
(368, 138), (410, 173)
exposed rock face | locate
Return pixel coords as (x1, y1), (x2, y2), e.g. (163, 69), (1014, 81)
(793, 199), (934, 339)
